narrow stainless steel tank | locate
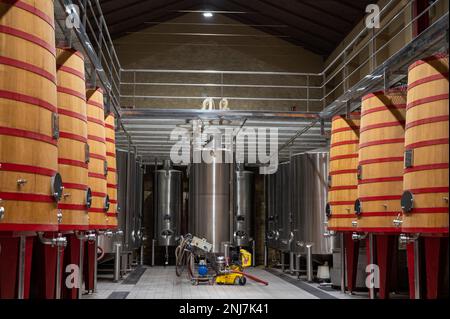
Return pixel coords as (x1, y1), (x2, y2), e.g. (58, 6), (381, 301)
(133, 161), (144, 249)
(277, 162), (292, 252)
(234, 168), (254, 247)
(98, 149), (134, 254)
(266, 172), (278, 249)
(156, 161), (182, 246)
(189, 144), (232, 253)
(291, 152), (332, 255)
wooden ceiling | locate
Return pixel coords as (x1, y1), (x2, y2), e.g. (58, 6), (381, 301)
(99, 0), (374, 56)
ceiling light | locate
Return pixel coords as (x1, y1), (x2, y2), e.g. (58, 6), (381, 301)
(203, 12), (214, 18)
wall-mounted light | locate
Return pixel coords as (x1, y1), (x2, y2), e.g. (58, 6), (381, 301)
(203, 12), (214, 18)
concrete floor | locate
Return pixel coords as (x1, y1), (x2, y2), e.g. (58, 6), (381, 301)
(83, 266), (368, 299)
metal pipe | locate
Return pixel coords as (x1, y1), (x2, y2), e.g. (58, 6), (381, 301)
(55, 245), (62, 299)
(113, 242), (121, 282)
(78, 236), (84, 298)
(340, 233), (346, 294)
(17, 236), (26, 299)
(368, 233), (375, 299)
(164, 246), (169, 266)
(140, 244), (144, 266)
(414, 238), (421, 299)
(151, 239), (156, 267)
(93, 235), (98, 293)
(281, 251), (285, 272)
(306, 245), (313, 282)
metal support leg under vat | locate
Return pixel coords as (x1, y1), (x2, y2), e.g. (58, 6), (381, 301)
(17, 236), (26, 299)
(263, 244), (268, 268)
(296, 254), (301, 279)
(78, 236), (84, 299)
(340, 233), (346, 294)
(281, 251), (285, 272)
(165, 246), (169, 266)
(114, 242), (121, 282)
(289, 252), (295, 274)
(368, 234), (375, 299)
(151, 239), (156, 266)
(93, 235), (98, 293)
(140, 245), (144, 266)
(306, 245), (313, 282)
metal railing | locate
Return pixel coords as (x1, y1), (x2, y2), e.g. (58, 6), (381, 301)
(119, 0), (448, 119)
(55, 0), (134, 148)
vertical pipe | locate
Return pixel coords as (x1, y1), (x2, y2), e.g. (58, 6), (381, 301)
(17, 236), (26, 299)
(281, 251), (285, 272)
(78, 237), (84, 299)
(296, 254), (301, 276)
(55, 245), (62, 299)
(413, 239), (421, 299)
(113, 242), (121, 282)
(140, 245), (144, 266)
(306, 245), (313, 282)
(151, 239), (155, 266)
(340, 233), (346, 294)
(165, 246), (169, 266)
(289, 251), (295, 274)
(368, 233), (375, 299)
(93, 235), (98, 293)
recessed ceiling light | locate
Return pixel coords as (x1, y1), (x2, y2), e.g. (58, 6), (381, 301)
(203, 12), (214, 18)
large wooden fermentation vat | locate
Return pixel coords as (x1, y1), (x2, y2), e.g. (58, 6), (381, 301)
(327, 113), (360, 231)
(402, 54), (449, 234)
(56, 48), (90, 231)
(0, 0), (61, 231)
(105, 113), (118, 229)
(86, 88), (108, 230)
(356, 88), (407, 232)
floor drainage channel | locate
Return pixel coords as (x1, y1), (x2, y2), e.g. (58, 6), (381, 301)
(265, 268), (337, 299)
(107, 291), (130, 299)
(121, 266), (147, 285)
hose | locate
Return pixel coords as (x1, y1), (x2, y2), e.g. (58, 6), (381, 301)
(97, 246), (105, 261)
(175, 235), (195, 279)
(230, 270), (269, 286)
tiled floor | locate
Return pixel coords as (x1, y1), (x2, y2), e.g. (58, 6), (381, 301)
(83, 266), (368, 299)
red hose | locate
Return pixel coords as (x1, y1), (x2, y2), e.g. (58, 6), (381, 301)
(231, 270), (269, 286)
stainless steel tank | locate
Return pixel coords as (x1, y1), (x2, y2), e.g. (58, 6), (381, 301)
(132, 161), (144, 249)
(234, 169), (254, 247)
(189, 140), (232, 253)
(291, 152), (332, 255)
(277, 162), (292, 252)
(98, 149), (134, 254)
(155, 161), (182, 246)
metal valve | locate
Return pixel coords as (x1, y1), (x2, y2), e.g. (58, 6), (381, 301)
(57, 210), (63, 224)
(352, 220), (358, 227)
(104, 230), (114, 238)
(399, 233), (419, 245)
(323, 230), (335, 238)
(0, 199), (4, 220)
(17, 179), (27, 186)
(352, 233), (366, 241)
(53, 234), (67, 248)
(393, 214), (403, 227)
(86, 232), (97, 241)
